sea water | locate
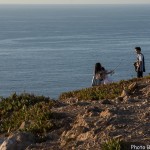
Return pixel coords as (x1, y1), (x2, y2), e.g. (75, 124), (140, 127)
(0, 4), (150, 98)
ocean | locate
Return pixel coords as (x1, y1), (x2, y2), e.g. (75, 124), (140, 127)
(0, 4), (150, 99)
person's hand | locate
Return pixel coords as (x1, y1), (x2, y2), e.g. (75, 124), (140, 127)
(110, 70), (115, 75)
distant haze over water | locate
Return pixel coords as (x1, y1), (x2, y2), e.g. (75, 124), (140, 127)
(0, 4), (150, 98)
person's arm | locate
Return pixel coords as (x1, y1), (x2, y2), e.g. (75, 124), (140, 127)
(92, 75), (97, 86)
(106, 70), (114, 75)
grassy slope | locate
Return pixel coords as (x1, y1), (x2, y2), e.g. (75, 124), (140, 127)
(59, 76), (150, 101)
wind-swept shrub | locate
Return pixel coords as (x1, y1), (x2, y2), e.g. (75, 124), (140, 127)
(0, 93), (56, 135)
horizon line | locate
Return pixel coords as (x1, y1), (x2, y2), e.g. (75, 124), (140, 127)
(0, 3), (150, 5)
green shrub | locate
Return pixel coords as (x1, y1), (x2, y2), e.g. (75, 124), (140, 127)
(59, 82), (125, 101)
(59, 76), (150, 101)
(102, 139), (121, 150)
(0, 93), (56, 135)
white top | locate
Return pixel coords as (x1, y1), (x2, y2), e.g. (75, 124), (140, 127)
(137, 53), (144, 72)
(137, 54), (143, 62)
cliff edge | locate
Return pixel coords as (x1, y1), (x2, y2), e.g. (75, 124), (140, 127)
(0, 77), (150, 150)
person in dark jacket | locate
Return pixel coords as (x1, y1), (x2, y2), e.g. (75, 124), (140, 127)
(134, 47), (145, 78)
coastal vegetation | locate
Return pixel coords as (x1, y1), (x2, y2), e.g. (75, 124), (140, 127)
(0, 93), (56, 135)
(102, 139), (121, 150)
(59, 77), (150, 101)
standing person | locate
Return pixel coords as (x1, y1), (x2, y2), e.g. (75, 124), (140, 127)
(91, 62), (114, 86)
(134, 47), (145, 78)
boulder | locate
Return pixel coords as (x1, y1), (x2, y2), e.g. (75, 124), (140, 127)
(0, 132), (35, 150)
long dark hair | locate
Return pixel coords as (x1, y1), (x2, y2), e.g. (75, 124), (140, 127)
(94, 62), (104, 75)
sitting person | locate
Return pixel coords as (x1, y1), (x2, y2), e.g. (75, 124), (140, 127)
(91, 62), (114, 86)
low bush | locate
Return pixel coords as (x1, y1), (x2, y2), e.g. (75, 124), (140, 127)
(102, 139), (121, 150)
(0, 93), (56, 135)
(59, 77), (150, 101)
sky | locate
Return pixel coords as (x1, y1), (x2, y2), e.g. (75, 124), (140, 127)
(0, 0), (150, 4)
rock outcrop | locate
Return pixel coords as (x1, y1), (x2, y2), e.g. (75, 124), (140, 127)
(0, 78), (150, 150)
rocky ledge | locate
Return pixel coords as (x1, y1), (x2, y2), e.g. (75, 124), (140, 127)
(0, 78), (150, 150)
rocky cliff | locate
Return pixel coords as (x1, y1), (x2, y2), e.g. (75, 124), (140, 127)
(0, 77), (150, 150)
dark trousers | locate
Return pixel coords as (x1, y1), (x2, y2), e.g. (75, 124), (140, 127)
(137, 71), (143, 78)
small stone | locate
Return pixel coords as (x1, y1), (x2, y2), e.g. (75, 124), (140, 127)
(114, 135), (123, 140)
(128, 82), (138, 91)
(100, 109), (112, 118)
(121, 90), (129, 97)
(101, 99), (112, 105)
(138, 131), (143, 135)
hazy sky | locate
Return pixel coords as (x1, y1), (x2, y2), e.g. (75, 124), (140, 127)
(0, 0), (150, 4)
